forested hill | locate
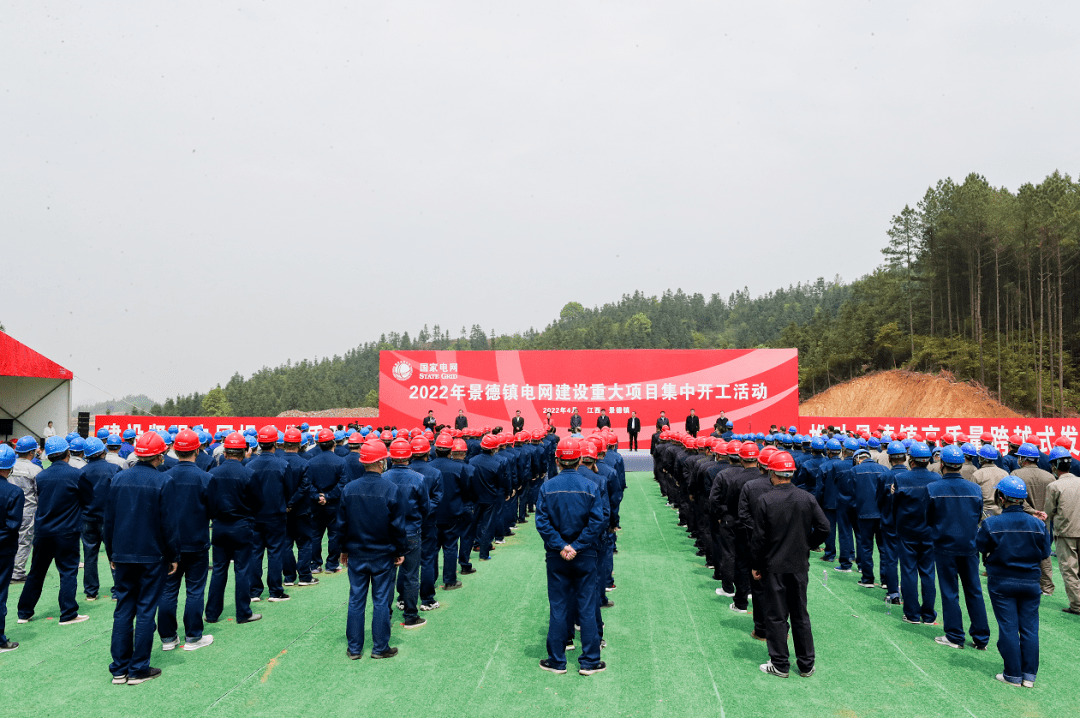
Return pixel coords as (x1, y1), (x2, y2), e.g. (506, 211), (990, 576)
(157, 170), (1080, 419)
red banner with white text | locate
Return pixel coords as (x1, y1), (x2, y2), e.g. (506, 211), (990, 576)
(93, 416), (381, 438)
(799, 417), (1080, 458)
(378, 349), (799, 447)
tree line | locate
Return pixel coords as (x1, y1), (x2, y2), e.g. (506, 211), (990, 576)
(149, 170), (1076, 419)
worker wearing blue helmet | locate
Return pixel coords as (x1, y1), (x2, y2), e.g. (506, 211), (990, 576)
(119, 429), (137, 459)
(81, 437), (121, 602)
(878, 440), (909, 601)
(1045, 447), (1080, 615)
(850, 448), (888, 588)
(926, 445), (990, 650)
(813, 439), (845, 563)
(1013, 442), (1055, 597)
(828, 437), (861, 574)
(976, 476), (1051, 686)
(891, 441), (938, 624)
(0, 444), (26, 652)
(971, 444), (1007, 518)
(8, 437), (42, 584)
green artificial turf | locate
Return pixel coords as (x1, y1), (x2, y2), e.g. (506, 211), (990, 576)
(3, 472), (1080, 717)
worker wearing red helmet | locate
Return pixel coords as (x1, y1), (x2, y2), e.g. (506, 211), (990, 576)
(329, 439), (406, 660)
(408, 436), (444, 612)
(245, 426), (296, 605)
(384, 438), (431, 629)
(713, 441), (761, 615)
(307, 428), (349, 575)
(536, 437), (607, 676)
(156, 429), (215, 654)
(467, 434), (509, 562)
(571, 438), (611, 648)
(589, 437), (620, 603)
(279, 428), (317, 588)
(491, 432), (522, 546)
(428, 434), (476, 590)
(750, 451), (829, 678)
(449, 437), (481, 575)
(100, 431), (180, 684)
(204, 432), (263, 627)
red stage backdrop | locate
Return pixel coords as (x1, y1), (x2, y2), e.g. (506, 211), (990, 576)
(378, 349), (799, 446)
(93, 416), (380, 437)
(800, 417), (1080, 458)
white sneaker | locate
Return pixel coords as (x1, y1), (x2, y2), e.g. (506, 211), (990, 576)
(59, 615), (90, 625)
(297, 578), (320, 586)
(250, 597), (261, 603)
(419, 602), (440, 611)
(16, 618), (31, 625)
(715, 588), (735, 597)
(267, 594), (291, 602)
(183, 635), (214, 651)
(283, 581), (295, 586)
(760, 661), (789, 678)
(493, 539), (506, 545)
(1022, 679), (1035, 688)
(935, 635), (964, 649)
(728, 603), (748, 614)
(161, 638), (180, 651)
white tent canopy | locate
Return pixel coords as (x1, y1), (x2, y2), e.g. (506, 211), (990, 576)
(0, 332), (73, 442)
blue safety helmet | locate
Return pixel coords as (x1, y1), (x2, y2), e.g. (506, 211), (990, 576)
(996, 476), (1028, 499)
(977, 444), (1000, 461)
(842, 437), (859, 452)
(106, 434), (122, 446)
(192, 425), (203, 431)
(242, 428), (256, 437)
(960, 442), (978, 458)
(940, 445), (965, 467)
(244, 435), (256, 447)
(825, 438), (842, 452)
(810, 437), (826, 451)
(1049, 446), (1072, 462)
(780, 435), (793, 445)
(68, 437), (86, 453)
(65, 431), (80, 442)
(300, 422), (309, 431)
(96, 428), (110, 440)
(168, 425), (178, 434)
(84, 437), (106, 457)
(858, 438), (868, 448)
(15, 436), (38, 453)
(909, 442), (932, 460)
(853, 448), (871, 460)
(334, 430), (345, 442)
(886, 440), (907, 456)
(880, 433), (892, 443)
(867, 438), (880, 449)
(932, 446), (942, 455)
(0, 444), (16, 470)
(900, 438), (913, 449)
(202, 430), (214, 445)
(1017, 443), (1041, 460)
(361, 427), (370, 436)
(277, 431), (285, 444)
(789, 426), (798, 434)
(44, 436), (69, 456)
(802, 436), (812, 446)
(122, 429), (136, 441)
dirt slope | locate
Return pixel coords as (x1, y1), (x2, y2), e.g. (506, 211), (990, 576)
(799, 370), (1023, 418)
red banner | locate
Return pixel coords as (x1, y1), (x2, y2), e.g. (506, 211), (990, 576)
(378, 349), (799, 446)
(799, 417), (1080, 458)
(93, 416), (381, 437)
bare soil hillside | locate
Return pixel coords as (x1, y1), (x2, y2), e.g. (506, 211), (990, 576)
(277, 407), (379, 418)
(799, 370), (1023, 418)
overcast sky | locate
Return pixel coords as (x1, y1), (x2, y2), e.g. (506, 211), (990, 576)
(3, 2), (1077, 408)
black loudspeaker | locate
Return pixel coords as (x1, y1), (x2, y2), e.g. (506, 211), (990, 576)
(77, 412), (90, 438)
(0, 419), (13, 436)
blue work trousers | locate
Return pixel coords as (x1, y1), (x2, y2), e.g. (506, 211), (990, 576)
(346, 554), (395, 656)
(835, 506), (857, 569)
(856, 518), (881, 585)
(987, 577), (1041, 684)
(419, 519), (439, 604)
(205, 520), (254, 622)
(899, 538), (937, 623)
(109, 561), (166, 679)
(158, 549), (209, 642)
(822, 508), (837, 561)
(310, 503), (341, 572)
(935, 552), (990, 647)
(880, 525), (899, 595)
(436, 518), (467, 586)
(545, 549), (601, 670)
(458, 504), (476, 568)
(282, 511), (313, 583)
(472, 502), (495, 559)
(393, 533), (421, 620)
(17, 533), (80, 622)
(249, 516), (287, 599)
(0, 554), (13, 643)
(82, 519), (114, 599)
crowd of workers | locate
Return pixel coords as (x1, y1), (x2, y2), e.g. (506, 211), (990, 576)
(651, 422), (1079, 686)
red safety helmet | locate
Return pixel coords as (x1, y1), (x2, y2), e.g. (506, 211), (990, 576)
(940, 434), (954, 445)
(896, 431), (907, 440)
(435, 433), (454, 450)
(224, 432), (247, 450)
(284, 427), (303, 443)
(1008, 434), (1023, 446)
(423, 429), (434, 438)
(696, 436), (711, 449)
(380, 430), (394, 442)
(982, 432), (996, 444)
(768, 451), (796, 473)
(758, 446), (778, 466)
(1055, 436), (1072, 448)
(347, 431), (364, 445)
(955, 433), (969, 444)
(581, 440), (598, 460)
(174, 429), (200, 453)
(257, 425), (278, 443)
(452, 438), (468, 453)
(557, 437), (582, 460)
(359, 439), (389, 463)
(713, 439), (728, 454)
(726, 440), (742, 456)
(739, 442), (760, 460)
(924, 431), (937, 442)
(388, 438), (413, 460)
(134, 430), (166, 457)
(913, 433), (924, 443)
(316, 428), (334, 443)
(410, 437), (430, 454)
(481, 434), (500, 450)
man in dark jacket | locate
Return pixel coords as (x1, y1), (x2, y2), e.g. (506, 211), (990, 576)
(247, 426), (297, 604)
(429, 435), (475, 590)
(0, 444), (26, 653)
(626, 412), (641, 451)
(80, 437), (120, 601)
(280, 428), (316, 586)
(454, 410), (469, 430)
(569, 411), (582, 433)
(105, 432), (180, 684)
(685, 410), (700, 438)
(596, 409), (611, 430)
(308, 429), (348, 574)
(751, 451), (829, 678)
(17, 436), (93, 625)
(511, 411), (525, 434)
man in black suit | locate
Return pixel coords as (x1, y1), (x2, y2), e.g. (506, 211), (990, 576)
(511, 411), (525, 434)
(685, 409), (700, 438)
(423, 410), (438, 434)
(626, 412), (641, 451)
(656, 412), (670, 431)
(596, 409), (611, 430)
(454, 410), (468, 430)
(569, 411), (582, 433)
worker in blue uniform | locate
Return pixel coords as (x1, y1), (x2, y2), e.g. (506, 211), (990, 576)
(278, 428), (316, 587)
(976, 476), (1052, 687)
(429, 434), (475, 590)
(16, 436), (93, 625)
(384, 438), (430, 628)
(205, 432), (264, 624)
(926, 445), (990, 650)
(104, 431), (180, 684)
(246, 425), (295, 604)
(850, 448), (887, 588)
(80, 437), (120, 602)
(536, 437), (606, 676)
(878, 441), (907, 602)
(0, 444), (26, 653)
(813, 439), (844, 562)
(891, 441), (938, 624)
(157, 430), (214, 652)
(451, 438), (479, 575)
(332, 439), (406, 659)
(469, 434), (509, 562)
(594, 438), (621, 597)
(408, 436), (443, 611)
(307, 428), (348, 574)
(830, 437), (860, 573)
(119, 428), (137, 459)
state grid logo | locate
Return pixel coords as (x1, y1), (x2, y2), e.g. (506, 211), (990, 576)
(392, 360), (413, 381)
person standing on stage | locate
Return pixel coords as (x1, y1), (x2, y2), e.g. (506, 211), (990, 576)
(511, 411), (525, 435)
(626, 412), (641, 452)
(685, 410), (700, 438)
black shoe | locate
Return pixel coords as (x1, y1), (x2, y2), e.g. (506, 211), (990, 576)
(205, 616), (220, 623)
(371, 647), (399, 659)
(579, 661), (607, 676)
(1063, 607), (1080, 616)
(401, 617), (426, 629)
(347, 652), (362, 660)
(442, 581), (463, 590)
(505, 531), (516, 537)
(127, 667), (162, 685)
(539, 659), (567, 674)
(238, 614), (263, 624)
(0, 640), (19, 653)
(695, 549), (706, 556)
(460, 566), (477, 575)
(9, 577), (25, 584)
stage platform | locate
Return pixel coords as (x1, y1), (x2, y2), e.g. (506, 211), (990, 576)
(619, 450), (653, 472)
